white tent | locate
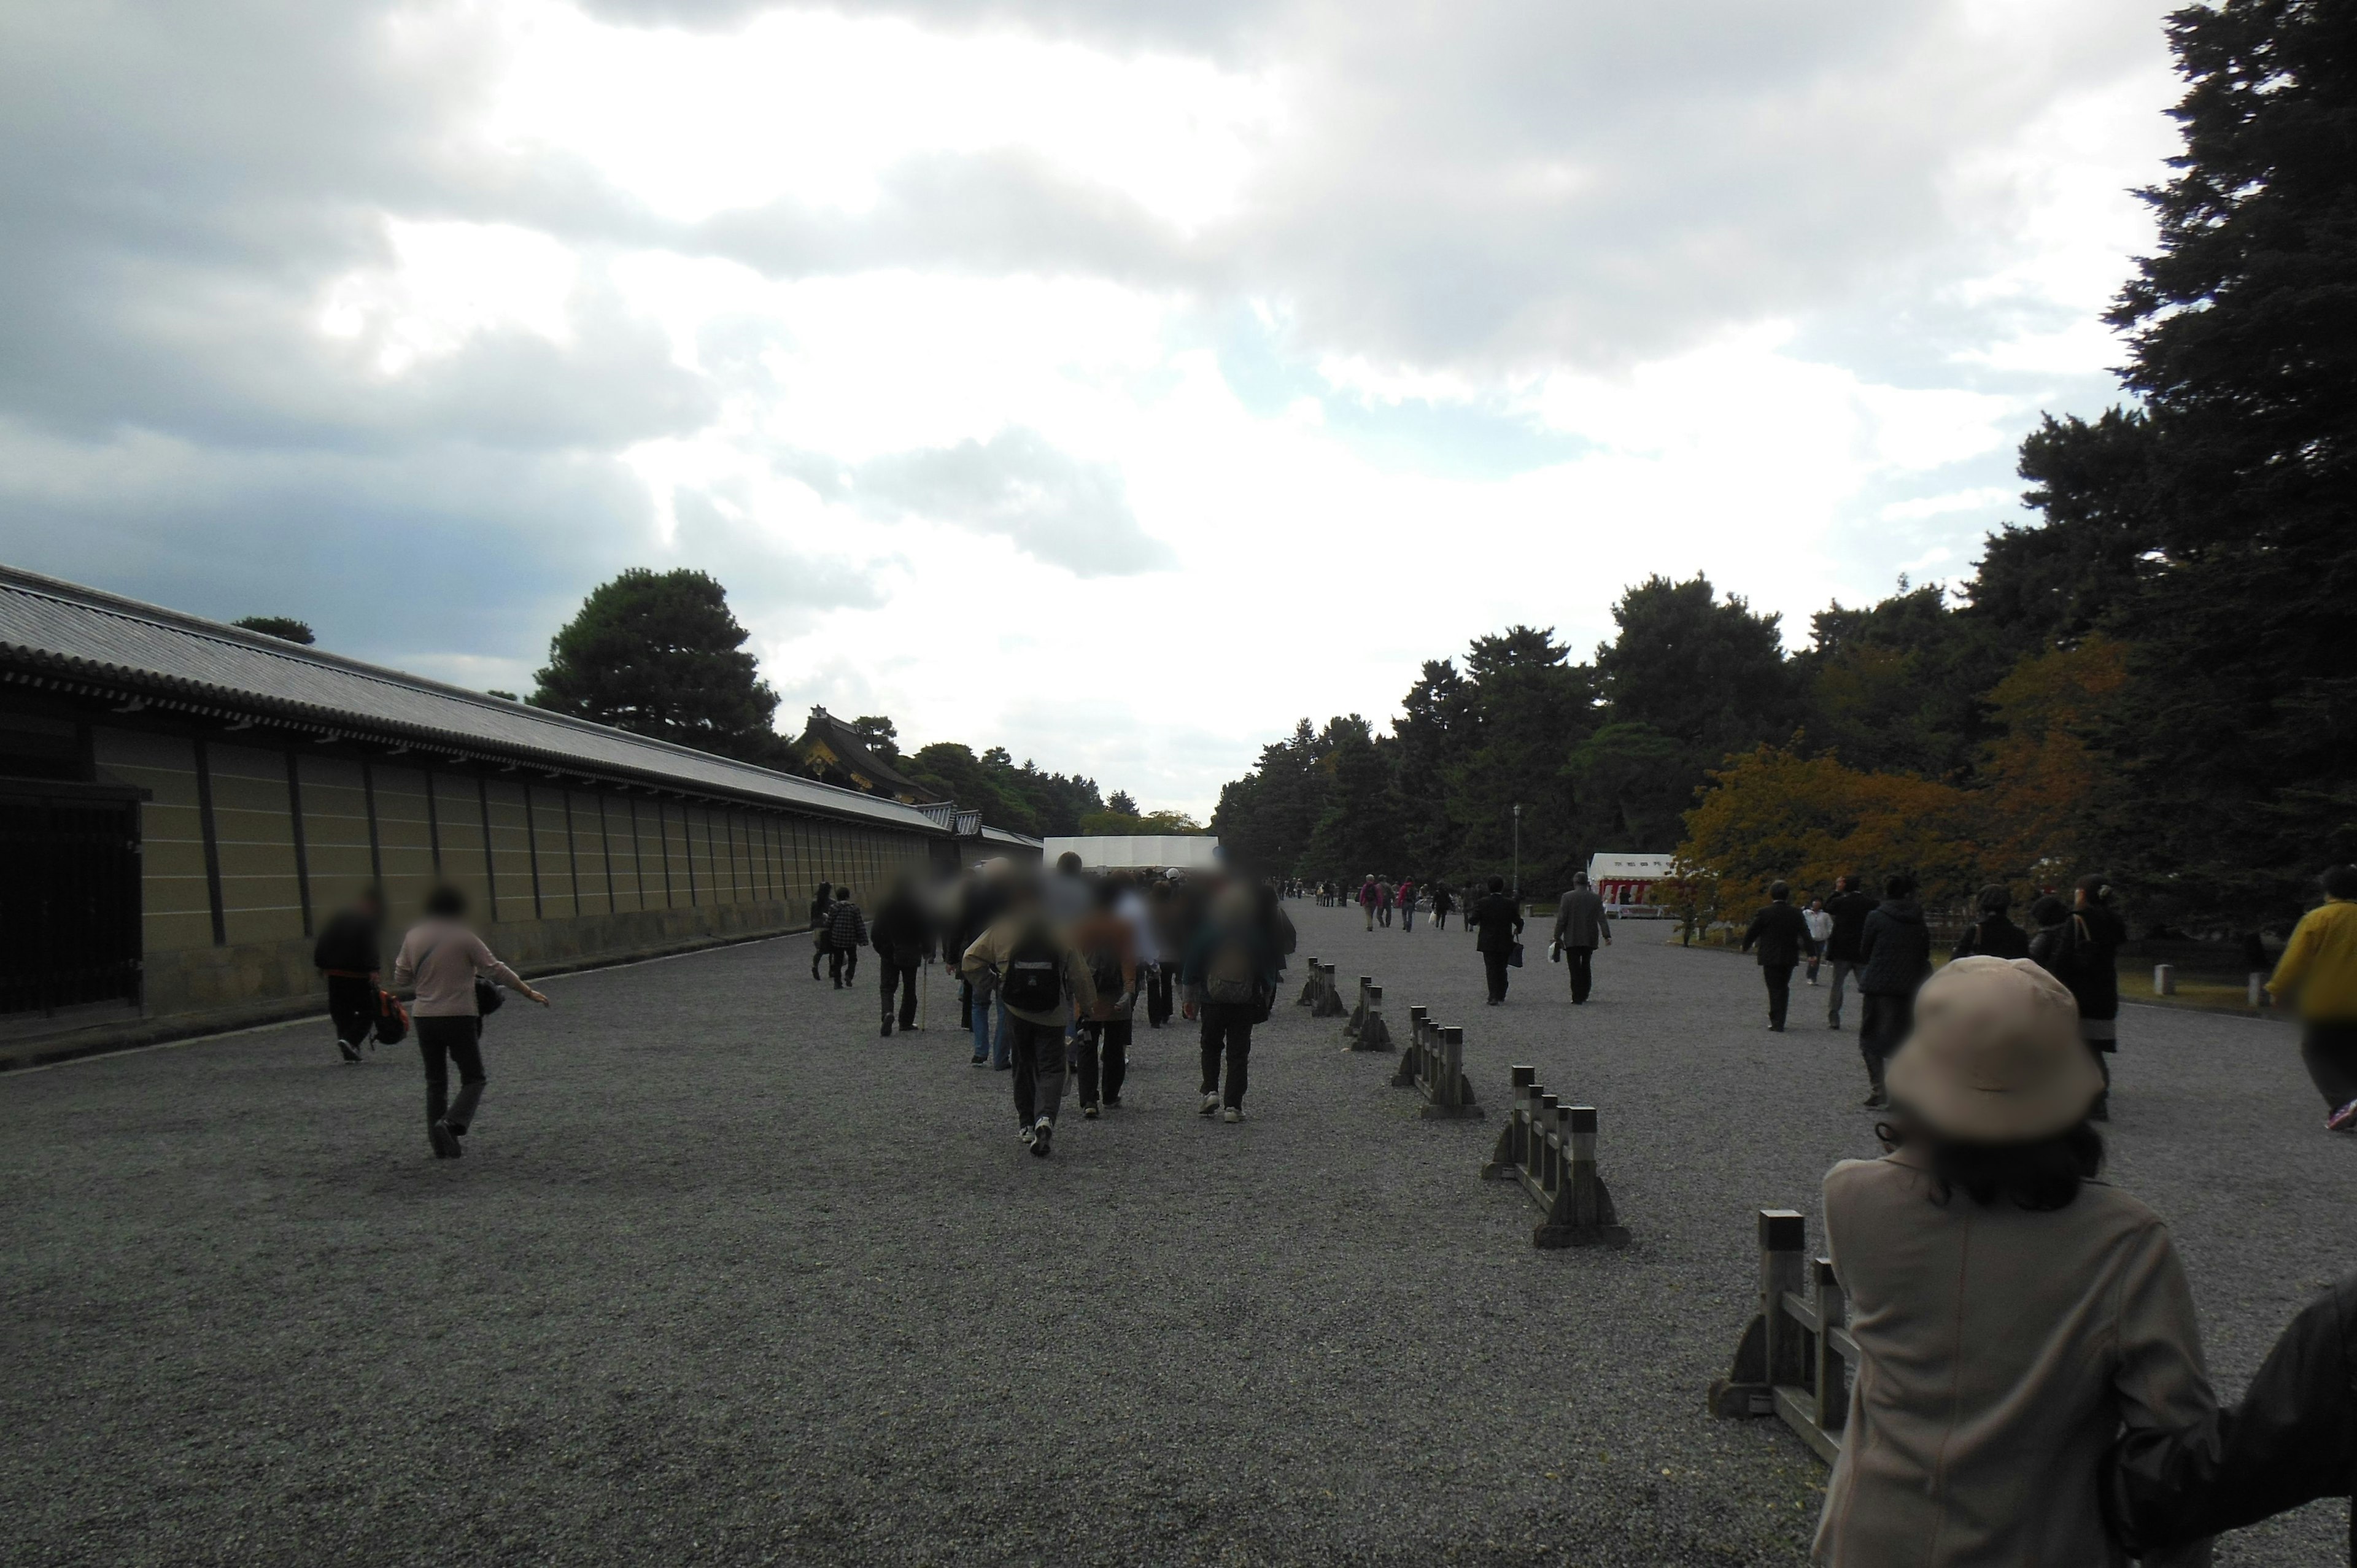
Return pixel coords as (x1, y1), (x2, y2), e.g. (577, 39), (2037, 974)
(1042, 834), (1222, 870)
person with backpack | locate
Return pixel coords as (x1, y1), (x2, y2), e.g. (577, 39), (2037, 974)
(826, 886), (867, 989)
(1549, 872), (1611, 1004)
(391, 884), (550, 1158)
(808, 881), (834, 981)
(1741, 880), (1811, 1032)
(1822, 873), (1877, 1029)
(1397, 877), (1417, 932)
(1181, 883), (1283, 1122)
(1468, 876), (1524, 1005)
(312, 884), (385, 1064)
(2267, 864), (2357, 1133)
(869, 875), (934, 1038)
(1069, 878), (1140, 1117)
(1358, 875), (1379, 930)
(1375, 876), (1395, 928)
(1854, 872), (1932, 1108)
(962, 876), (1099, 1156)
(1954, 884), (2032, 961)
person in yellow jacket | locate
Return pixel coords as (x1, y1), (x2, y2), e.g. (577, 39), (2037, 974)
(2268, 863), (2357, 1132)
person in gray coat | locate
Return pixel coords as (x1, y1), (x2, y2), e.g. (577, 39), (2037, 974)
(1550, 872), (1612, 1003)
(1854, 873), (1933, 1108)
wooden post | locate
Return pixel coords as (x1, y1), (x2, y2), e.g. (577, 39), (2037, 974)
(1761, 1210), (1808, 1391)
(1356, 984), (1393, 1051)
(1483, 1065), (1537, 1176)
(1811, 1256), (1849, 1438)
(1709, 1208), (1805, 1421)
(2154, 963), (2176, 996)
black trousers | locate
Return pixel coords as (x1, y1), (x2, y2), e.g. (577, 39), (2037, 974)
(1007, 1015), (1066, 1126)
(1563, 946), (1595, 1003)
(326, 974), (376, 1046)
(1076, 1018), (1132, 1105)
(1482, 951), (1510, 1002)
(829, 943), (859, 986)
(415, 1015), (486, 1131)
(1146, 961), (1176, 1027)
(1199, 1002), (1255, 1108)
(1762, 963), (1795, 1029)
(959, 976), (975, 1030)
(1858, 991), (1913, 1087)
(879, 960), (918, 1025)
(2302, 1022), (2357, 1110)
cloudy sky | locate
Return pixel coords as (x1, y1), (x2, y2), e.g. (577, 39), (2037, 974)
(0, 0), (2181, 816)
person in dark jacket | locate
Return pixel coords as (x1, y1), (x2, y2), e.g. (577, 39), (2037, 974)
(1741, 881), (1811, 1032)
(826, 886), (867, 989)
(2052, 873), (2125, 1120)
(809, 881), (835, 981)
(312, 886), (385, 1064)
(1469, 877), (1523, 1005)
(2105, 1270), (2355, 1562)
(1550, 872), (1612, 1003)
(1854, 873), (1932, 1106)
(1953, 884), (2032, 961)
(1430, 881), (1455, 931)
(869, 876), (934, 1037)
(1822, 874), (1878, 1030)
(1180, 884), (1285, 1121)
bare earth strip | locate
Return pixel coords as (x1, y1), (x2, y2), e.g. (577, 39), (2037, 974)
(0, 903), (2343, 1565)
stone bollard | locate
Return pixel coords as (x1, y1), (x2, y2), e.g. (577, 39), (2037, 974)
(1353, 985), (1394, 1052)
(2153, 964), (2176, 997)
(1296, 957), (1324, 1008)
(1343, 975), (1373, 1043)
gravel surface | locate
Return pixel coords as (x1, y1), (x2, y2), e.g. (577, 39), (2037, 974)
(1, 903), (2347, 1565)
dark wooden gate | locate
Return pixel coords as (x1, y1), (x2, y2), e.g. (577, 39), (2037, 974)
(0, 790), (143, 1018)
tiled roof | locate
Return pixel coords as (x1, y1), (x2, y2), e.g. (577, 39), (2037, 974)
(0, 565), (944, 833)
(799, 706), (931, 799)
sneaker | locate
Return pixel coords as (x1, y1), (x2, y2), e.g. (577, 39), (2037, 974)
(1102, 1096), (1122, 1110)
(1860, 1089), (1887, 1110)
(1199, 1092), (1221, 1116)
(880, 1019), (893, 1037)
(1031, 1118), (1054, 1157)
(970, 1054), (989, 1067)
(428, 1120), (462, 1159)
(338, 1038), (362, 1064)
(2328, 1099), (2357, 1132)
(1018, 1124), (1035, 1146)
(1082, 1102), (1101, 1119)
(1222, 1106), (1242, 1124)
(1827, 1021), (1843, 1030)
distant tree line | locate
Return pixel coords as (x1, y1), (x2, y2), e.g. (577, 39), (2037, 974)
(1215, 0), (2355, 931)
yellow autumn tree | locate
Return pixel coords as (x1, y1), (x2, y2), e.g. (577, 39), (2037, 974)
(1978, 638), (2129, 879)
(1676, 744), (1987, 916)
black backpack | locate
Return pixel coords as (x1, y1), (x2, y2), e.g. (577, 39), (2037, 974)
(1000, 926), (1064, 1013)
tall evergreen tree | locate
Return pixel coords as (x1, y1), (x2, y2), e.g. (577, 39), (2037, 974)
(531, 568), (783, 764)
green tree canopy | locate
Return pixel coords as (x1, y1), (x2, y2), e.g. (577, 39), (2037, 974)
(233, 615), (314, 645)
(530, 568), (783, 764)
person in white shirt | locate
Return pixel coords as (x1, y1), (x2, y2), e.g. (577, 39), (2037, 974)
(1803, 897), (1835, 986)
(392, 883), (549, 1159)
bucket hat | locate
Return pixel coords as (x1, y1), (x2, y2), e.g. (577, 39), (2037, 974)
(1885, 956), (2100, 1141)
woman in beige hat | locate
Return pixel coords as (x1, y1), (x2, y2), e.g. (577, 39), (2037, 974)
(1812, 956), (2216, 1567)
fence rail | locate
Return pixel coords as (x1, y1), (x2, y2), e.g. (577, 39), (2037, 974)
(1706, 1208), (1851, 1464)
(1295, 958), (1346, 1018)
(1479, 1065), (1628, 1248)
(1390, 1011), (1480, 1118)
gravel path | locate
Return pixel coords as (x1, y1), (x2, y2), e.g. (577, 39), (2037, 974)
(1, 904), (2346, 1565)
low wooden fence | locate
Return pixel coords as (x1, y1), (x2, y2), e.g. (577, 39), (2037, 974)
(1390, 1011), (1480, 1118)
(1705, 1208), (1851, 1463)
(1479, 1065), (1628, 1248)
(1295, 959), (1347, 1018)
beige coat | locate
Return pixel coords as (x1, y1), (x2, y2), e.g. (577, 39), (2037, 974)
(959, 914), (1099, 1029)
(1814, 1153), (2214, 1568)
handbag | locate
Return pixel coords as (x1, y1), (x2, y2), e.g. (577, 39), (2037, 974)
(475, 977), (505, 1017)
(373, 989), (411, 1045)
(1548, 940), (1562, 964)
(1507, 941), (1525, 968)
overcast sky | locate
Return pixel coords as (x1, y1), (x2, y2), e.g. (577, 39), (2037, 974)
(0, 0), (2181, 817)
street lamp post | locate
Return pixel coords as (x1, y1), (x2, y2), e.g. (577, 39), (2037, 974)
(1511, 803), (1522, 903)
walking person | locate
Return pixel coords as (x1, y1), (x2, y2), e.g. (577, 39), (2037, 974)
(826, 885), (867, 989)
(2266, 863), (2357, 1133)
(808, 880), (834, 981)
(1397, 877), (1416, 932)
(1070, 878), (1139, 1117)
(1144, 879), (1183, 1028)
(2049, 873), (2126, 1121)
(1802, 897), (1833, 986)
(1550, 871), (1611, 1004)
(1822, 873), (1876, 1029)
(1741, 881), (1809, 1032)
(1113, 871), (1160, 1032)
(869, 875), (934, 1037)
(1812, 956), (2213, 1567)
(1430, 880), (1454, 932)
(1854, 873), (1931, 1107)
(1468, 876), (1523, 1006)
(312, 884), (385, 1063)
(1359, 875), (1379, 930)
(961, 877), (1098, 1157)
(1181, 884), (1283, 1122)
(390, 884), (549, 1159)
(1953, 884), (2032, 960)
